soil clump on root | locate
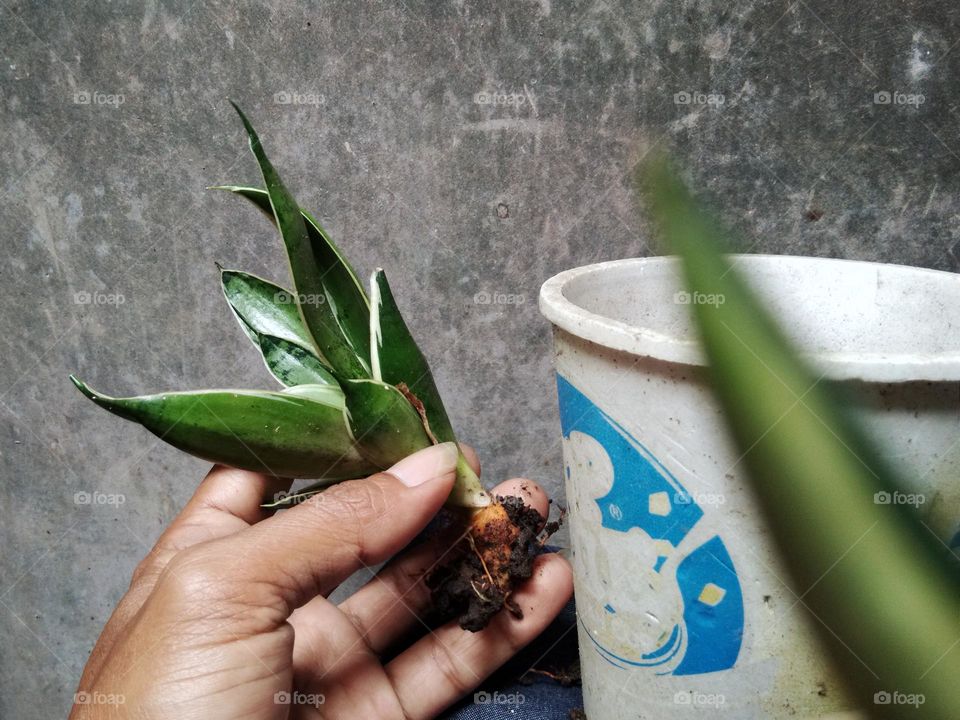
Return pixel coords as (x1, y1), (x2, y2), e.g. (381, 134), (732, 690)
(427, 495), (561, 631)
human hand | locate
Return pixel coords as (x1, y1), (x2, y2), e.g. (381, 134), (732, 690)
(70, 442), (573, 719)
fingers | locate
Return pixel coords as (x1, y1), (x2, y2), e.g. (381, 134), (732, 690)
(134, 465), (291, 584)
(140, 444), (474, 595)
(313, 539), (442, 656)
(489, 477), (550, 520)
(160, 443), (459, 623)
(284, 444), (485, 680)
(386, 553), (573, 720)
(330, 477), (551, 655)
(147, 443), (474, 594)
(74, 465), (290, 689)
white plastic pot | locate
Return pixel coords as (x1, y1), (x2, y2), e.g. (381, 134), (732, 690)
(539, 256), (960, 719)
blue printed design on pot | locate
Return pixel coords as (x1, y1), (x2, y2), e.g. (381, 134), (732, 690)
(557, 375), (744, 676)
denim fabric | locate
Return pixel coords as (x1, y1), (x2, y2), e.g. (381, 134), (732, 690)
(442, 600), (583, 720)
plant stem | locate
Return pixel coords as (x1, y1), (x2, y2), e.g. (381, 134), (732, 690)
(448, 451), (491, 508)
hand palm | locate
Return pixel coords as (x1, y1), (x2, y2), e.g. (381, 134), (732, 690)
(71, 447), (571, 720)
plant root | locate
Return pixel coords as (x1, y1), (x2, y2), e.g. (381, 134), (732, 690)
(427, 495), (561, 632)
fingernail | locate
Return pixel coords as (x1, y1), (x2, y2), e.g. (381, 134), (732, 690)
(388, 442), (459, 487)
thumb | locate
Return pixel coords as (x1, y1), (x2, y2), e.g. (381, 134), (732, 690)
(162, 442), (460, 619)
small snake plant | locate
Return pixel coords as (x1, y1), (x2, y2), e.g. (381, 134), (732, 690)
(71, 102), (489, 510)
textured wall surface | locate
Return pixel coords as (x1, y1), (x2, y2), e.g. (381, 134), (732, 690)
(3, 1), (959, 716)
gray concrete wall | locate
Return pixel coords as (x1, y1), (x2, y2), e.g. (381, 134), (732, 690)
(2, 1), (958, 717)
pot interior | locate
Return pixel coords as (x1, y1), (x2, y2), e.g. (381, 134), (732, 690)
(542, 255), (960, 382)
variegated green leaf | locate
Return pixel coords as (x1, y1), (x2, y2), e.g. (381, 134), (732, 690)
(230, 103), (370, 379)
(70, 377), (372, 480)
(369, 268), (454, 441)
(645, 156), (960, 719)
(340, 378), (432, 469)
(369, 269), (489, 507)
(211, 185), (370, 370)
(220, 267), (315, 351)
(257, 334), (338, 387)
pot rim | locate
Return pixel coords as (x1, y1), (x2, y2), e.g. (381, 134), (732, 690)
(538, 254), (960, 382)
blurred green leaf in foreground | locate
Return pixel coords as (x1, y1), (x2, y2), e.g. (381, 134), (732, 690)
(643, 156), (960, 720)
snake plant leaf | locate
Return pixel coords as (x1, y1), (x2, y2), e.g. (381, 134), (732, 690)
(257, 334), (338, 387)
(369, 269), (489, 507)
(644, 157), (960, 719)
(341, 378), (432, 469)
(220, 267), (316, 351)
(70, 376), (375, 480)
(211, 185), (370, 367)
(220, 268), (336, 386)
(230, 103), (370, 379)
(369, 268), (454, 441)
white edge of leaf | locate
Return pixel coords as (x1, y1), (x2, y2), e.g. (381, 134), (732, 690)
(369, 270), (384, 382)
(281, 383), (346, 410)
(301, 210), (371, 310)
